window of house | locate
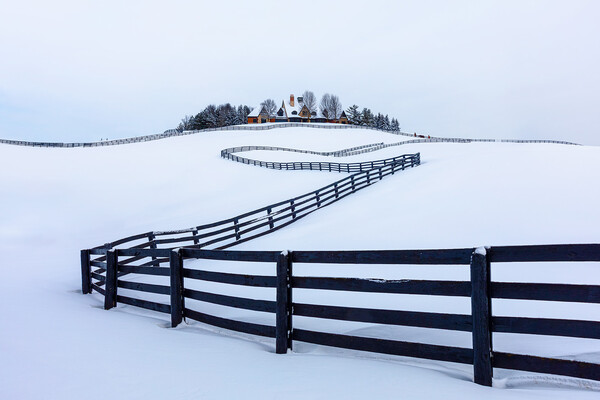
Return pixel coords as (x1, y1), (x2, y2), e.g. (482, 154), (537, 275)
(292, 111), (297, 115)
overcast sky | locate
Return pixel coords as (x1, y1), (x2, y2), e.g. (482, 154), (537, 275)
(1, 0), (599, 144)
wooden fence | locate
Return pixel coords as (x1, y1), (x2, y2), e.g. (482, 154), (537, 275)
(77, 141), (598, 386)
(81, 244), (600, 386)
(85, 153), (419, 254)
(221, 145), (419, 173)
(1, 122), (579, 148)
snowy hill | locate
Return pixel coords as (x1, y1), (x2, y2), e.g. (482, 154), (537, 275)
(1, 126), (599, 399)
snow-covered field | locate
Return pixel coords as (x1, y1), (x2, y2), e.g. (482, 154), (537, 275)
(1, 126), (599, 399)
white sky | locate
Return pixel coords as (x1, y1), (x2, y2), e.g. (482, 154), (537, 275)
(1, 0), (599, 144)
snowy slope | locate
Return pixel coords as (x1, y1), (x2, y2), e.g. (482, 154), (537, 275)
(1, 126), (599, 399)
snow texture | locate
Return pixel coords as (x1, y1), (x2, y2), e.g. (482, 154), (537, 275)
(1, 126), (599, 399)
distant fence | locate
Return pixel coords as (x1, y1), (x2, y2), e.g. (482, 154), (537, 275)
(1, 122), (579, 148)
(221, 145), (418, 172)
(0, 124), (406, 148)
(82, 244), (600, 386)
(86, 152), (420, 252)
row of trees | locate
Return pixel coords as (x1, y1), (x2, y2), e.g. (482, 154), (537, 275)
(175, 91), (401, 132)
(260, 91), (343, 120)
(177, 103), (253, 132)
(346, 104), (400, 132)
(262, 90), (399, 131)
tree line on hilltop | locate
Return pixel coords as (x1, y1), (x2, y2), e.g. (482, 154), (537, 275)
(176, 90), (401, 132)
(177, 104), (253, 132)
(345, 104), (400, 132)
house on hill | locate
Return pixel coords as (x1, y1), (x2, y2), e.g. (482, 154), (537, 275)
(248, 94), (348, 124)
(247, 105), (272, 124)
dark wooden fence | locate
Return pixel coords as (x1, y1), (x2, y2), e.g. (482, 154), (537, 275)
(84, 153), (419, 255)
(78, 142), (598, 386)
(221, 145), (419, 173)
(81, 244), (600, 386)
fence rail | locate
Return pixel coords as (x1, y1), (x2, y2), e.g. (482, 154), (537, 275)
(2, 122), (579, 148)
(81, 244), (600, 386)
(86, 152), (420, 255)
(76, 129), (595, 387)
(221, 145), (418, 172)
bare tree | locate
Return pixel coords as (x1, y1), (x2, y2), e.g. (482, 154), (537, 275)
(320, 93), (342, 120)
(320, 93), (332, 119)
(177, 115), (193, 132)
(301, 90), (317, 113)
(329, 94), (342, 120)
(260, 98), (277, 117)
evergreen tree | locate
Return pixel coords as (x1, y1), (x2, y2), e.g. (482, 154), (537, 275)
(234, 105), (250, 125)
(203, 104), (218, 128)
(176, 103), (253, 131)
(374, 113), (384, 130)
(218, 103), (236, 127)
(384, 115), (391, 131)
(346, 104), (361, 125)
(361, 108), (373, 126)
(191, 111), (209, 130)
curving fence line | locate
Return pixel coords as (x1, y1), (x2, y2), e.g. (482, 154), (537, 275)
(79, 136), (598, 387)
(220, 144), (417, 172)
(0, 124), (408, 148)
(87, 150), (421, 252)
(2, 122), (579, 148)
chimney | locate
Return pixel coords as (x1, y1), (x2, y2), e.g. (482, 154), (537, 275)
(290, 94), (294, 107)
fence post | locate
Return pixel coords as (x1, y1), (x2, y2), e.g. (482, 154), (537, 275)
(290, 200), (296, 219)
(267, 208), (274, 229)
(470, 247), (493, 386)
(147, 232), (157, 264)
(351, 175), (356, 192)
(276, 251), (292, 354)
(170, 248), (184, 327)
(104, 250), (118, 310)
(192, 229), (199, 245)
(234, 218), (240, 240)
(80, 249), (91, 294)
